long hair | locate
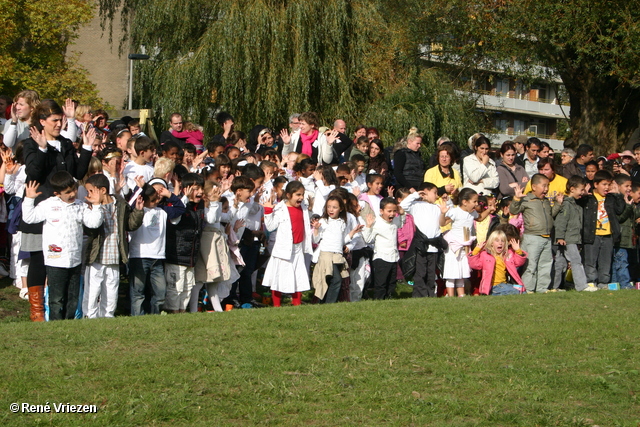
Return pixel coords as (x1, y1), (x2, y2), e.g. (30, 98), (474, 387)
(485, 230), (508, 258)
(322, 195), (347, 222)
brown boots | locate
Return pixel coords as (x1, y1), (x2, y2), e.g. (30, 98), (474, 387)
(28, 286), (45, 322)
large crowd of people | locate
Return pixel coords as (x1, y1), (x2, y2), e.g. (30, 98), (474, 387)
(1, 90), (639, 322)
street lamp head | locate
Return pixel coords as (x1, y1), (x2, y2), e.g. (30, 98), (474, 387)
(128, 54), (150, 60)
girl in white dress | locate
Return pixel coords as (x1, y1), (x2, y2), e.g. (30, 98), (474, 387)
(440, 188), (479, 297)
(262, 181), (312, 307)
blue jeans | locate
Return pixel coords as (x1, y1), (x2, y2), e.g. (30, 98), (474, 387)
(46, 265), (82, 320)
(129, 258), (166, 315)
(491, 283), (521, 296)
(612, 247), (631, 289)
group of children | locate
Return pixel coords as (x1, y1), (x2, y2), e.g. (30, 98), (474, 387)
(6, 116), (640, 322)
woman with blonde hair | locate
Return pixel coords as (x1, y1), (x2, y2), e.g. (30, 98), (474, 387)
(393, 127), (425, 190)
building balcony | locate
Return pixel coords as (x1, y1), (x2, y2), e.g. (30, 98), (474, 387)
(457, 90), (571, 119)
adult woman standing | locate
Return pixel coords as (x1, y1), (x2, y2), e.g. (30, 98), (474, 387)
(424, 144), (462, 197)
(496, 142), (529, 197)
(281, 112), (336, 165)
(462, 135), (499, 195)
(2, 90), (40, 151)
(393, 127), (425, 190)
(367, 139), (388, 180)
(22, 99), (92, 322)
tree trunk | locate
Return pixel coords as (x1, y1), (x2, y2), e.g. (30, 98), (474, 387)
(562, 69), (640, 155)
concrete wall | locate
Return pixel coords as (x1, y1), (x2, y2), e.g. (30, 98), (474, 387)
(70, 5), (128, 109)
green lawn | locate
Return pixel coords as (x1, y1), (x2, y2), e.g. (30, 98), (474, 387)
(0, 282), (639, 426)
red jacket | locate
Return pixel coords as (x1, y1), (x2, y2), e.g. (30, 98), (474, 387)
(468, 249), (527, 295)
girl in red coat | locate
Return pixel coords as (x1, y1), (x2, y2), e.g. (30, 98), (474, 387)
(468, 230), (527, 295)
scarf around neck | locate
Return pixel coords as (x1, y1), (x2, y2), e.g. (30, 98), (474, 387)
(299, 129), (318, 157)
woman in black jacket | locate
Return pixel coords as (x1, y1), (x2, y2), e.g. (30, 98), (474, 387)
(393, 127), (425, 190)
(22, 99), (92, 321)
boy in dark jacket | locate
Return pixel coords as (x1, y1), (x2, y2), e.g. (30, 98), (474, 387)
(611, 174), (634, 289)
(553, 176), (594, 291)
(164, 173), (218, 313)
(580, 170), (626, 288)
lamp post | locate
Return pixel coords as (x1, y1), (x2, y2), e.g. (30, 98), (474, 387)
(128, 53), (150, 110)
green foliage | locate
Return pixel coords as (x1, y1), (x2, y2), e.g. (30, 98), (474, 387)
(99, 0), (479, 144)
(0, 0), (104, 106)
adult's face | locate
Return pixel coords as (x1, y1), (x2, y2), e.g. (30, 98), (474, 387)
(539, 163), (555, 180)
(367, 131), (379, 142)
(560, 152), (573, 165)
(0, 98), (9, 112)
(15, 98), (32, 120)
(407, 136), (422, 152)
(170, 116), (183, 132)
(526, 144), (540, 161)
(475, 143), (489, 158)
(40, 114), (63, 140)
(438, 150), (451, 167)
(290, 117), (301, 132)
(369, 143), (381, 158)
(538, 145), (550, 159)
(333, 120), (346, 134)
(354, 128), (366, 138)
(502, 148), (516, 166)
(299, 120), (314, 135)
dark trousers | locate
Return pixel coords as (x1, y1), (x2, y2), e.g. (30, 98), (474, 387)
(27, 251), (46, 288)
(233, 240), (260, 303)
(584, 235), (613, 284)
(322, 264), (343, 304)
(412, 252), (438, 298)
(46, 265), (81, 321)
(372, 259), (397, 300)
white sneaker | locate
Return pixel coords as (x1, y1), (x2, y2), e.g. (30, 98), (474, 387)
(583, 284), (598, 292)
(19, 287), (28, 300)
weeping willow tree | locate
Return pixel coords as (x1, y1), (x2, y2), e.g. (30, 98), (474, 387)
(98, 0), (480, 145)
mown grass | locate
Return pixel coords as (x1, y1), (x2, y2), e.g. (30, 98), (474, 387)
(0, 288), (639, 426)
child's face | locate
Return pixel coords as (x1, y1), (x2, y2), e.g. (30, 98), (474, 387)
(325, 200), (341, 219)
(85, 183), (107, 203)
(103, 157), (121, 175)
(358, 142), (370, 153)
(252, 177), (265, 191)
(129, 125), (140, 135)
(221, 200), (230, 213)
(593, 180), (611, 197)
(585, 165), (598, 180)
(461, 194), (478, 212)
(569, 184), (585, 199)
(631, 190), (640, 204)
(356, 161), (366, 174)
(380, 202), (398, 222)
(145, 191), (160, 208)
(235, 188), (252, 203)
(618, 180), (632, 196)
(219, 165), (231, 178)
(302, 164), (316, 178)
(368, 178), (383, 195)
(491, 237), (506, 254)
(183, 151), (195, 165)
(274, 183), (285, 200)
(55, 185), (77, 204)
(141, 149), (155, 162)
(285, 154), (297, 168)
(228, 149), (240, 160)
(188, 185), (203, 203)
(422, 188), (438, 204)
(287, 189), (305, 207)
(531, 180), (549, 199)
(212, 146), (225, 159)
(164, 147), (180, 163)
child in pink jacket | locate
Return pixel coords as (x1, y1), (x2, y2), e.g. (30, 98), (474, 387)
(468, 229), (527, 295)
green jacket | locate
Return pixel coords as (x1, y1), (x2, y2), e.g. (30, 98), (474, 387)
(617, 202), (635, 249)
(84, 195), (144, 265)
(554, 197), (583, 245)
(510, 193), (560, 237)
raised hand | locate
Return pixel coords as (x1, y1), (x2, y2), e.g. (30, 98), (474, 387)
(30, 127), (47, 149)
(365, 213), (376, 228)
(82, 126), (96, 147)
(208, 186), (222, 203)
(62, 98), (76, 118)
(9, 103), (18, 122)
(349, 223), (365, 238)
(351, 185), (361, 197)
(387, 186), (394, 196)
(438, 199), (450, 214)
(262, 191), (276, 209)
(134, 175), (146, 189)
(25, 181), (41, 199)
(233, 219), (245, 232)
(280, 129), (291, 145)
(326, 130), (339, 145)
(135, 195), (144, 210)
(555, 193), (564, 205)
(157, 186), (172, 199)
(509, 238), (520, 252)
(513, 185), (524, 199)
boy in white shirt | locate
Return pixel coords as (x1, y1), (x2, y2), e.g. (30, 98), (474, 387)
(399, 183), (445, 298)
(123, 136), (155, 190)
(22, 171), (104, 320)
(362, 197), (405, 300)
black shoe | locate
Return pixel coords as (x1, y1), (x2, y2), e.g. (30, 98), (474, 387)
(248, 299), (266, 308)
(221, 297), (241, 309)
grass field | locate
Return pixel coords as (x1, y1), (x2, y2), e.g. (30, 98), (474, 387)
(0, 280), (639, 426)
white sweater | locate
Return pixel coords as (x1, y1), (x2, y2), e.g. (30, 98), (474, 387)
(22, 196), (103, 268)
(399, 192), (441, 253)
(361, 215), (404, 262)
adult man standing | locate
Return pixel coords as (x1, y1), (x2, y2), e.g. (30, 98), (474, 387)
(522, 137), (541, 178)
(560, 144), (594, 178)
(160, 113), (187, 147)
(513, 135), (527, 164)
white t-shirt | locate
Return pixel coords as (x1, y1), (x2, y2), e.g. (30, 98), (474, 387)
(128, 207), (168, 259)
(124, 162), (154, 190)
